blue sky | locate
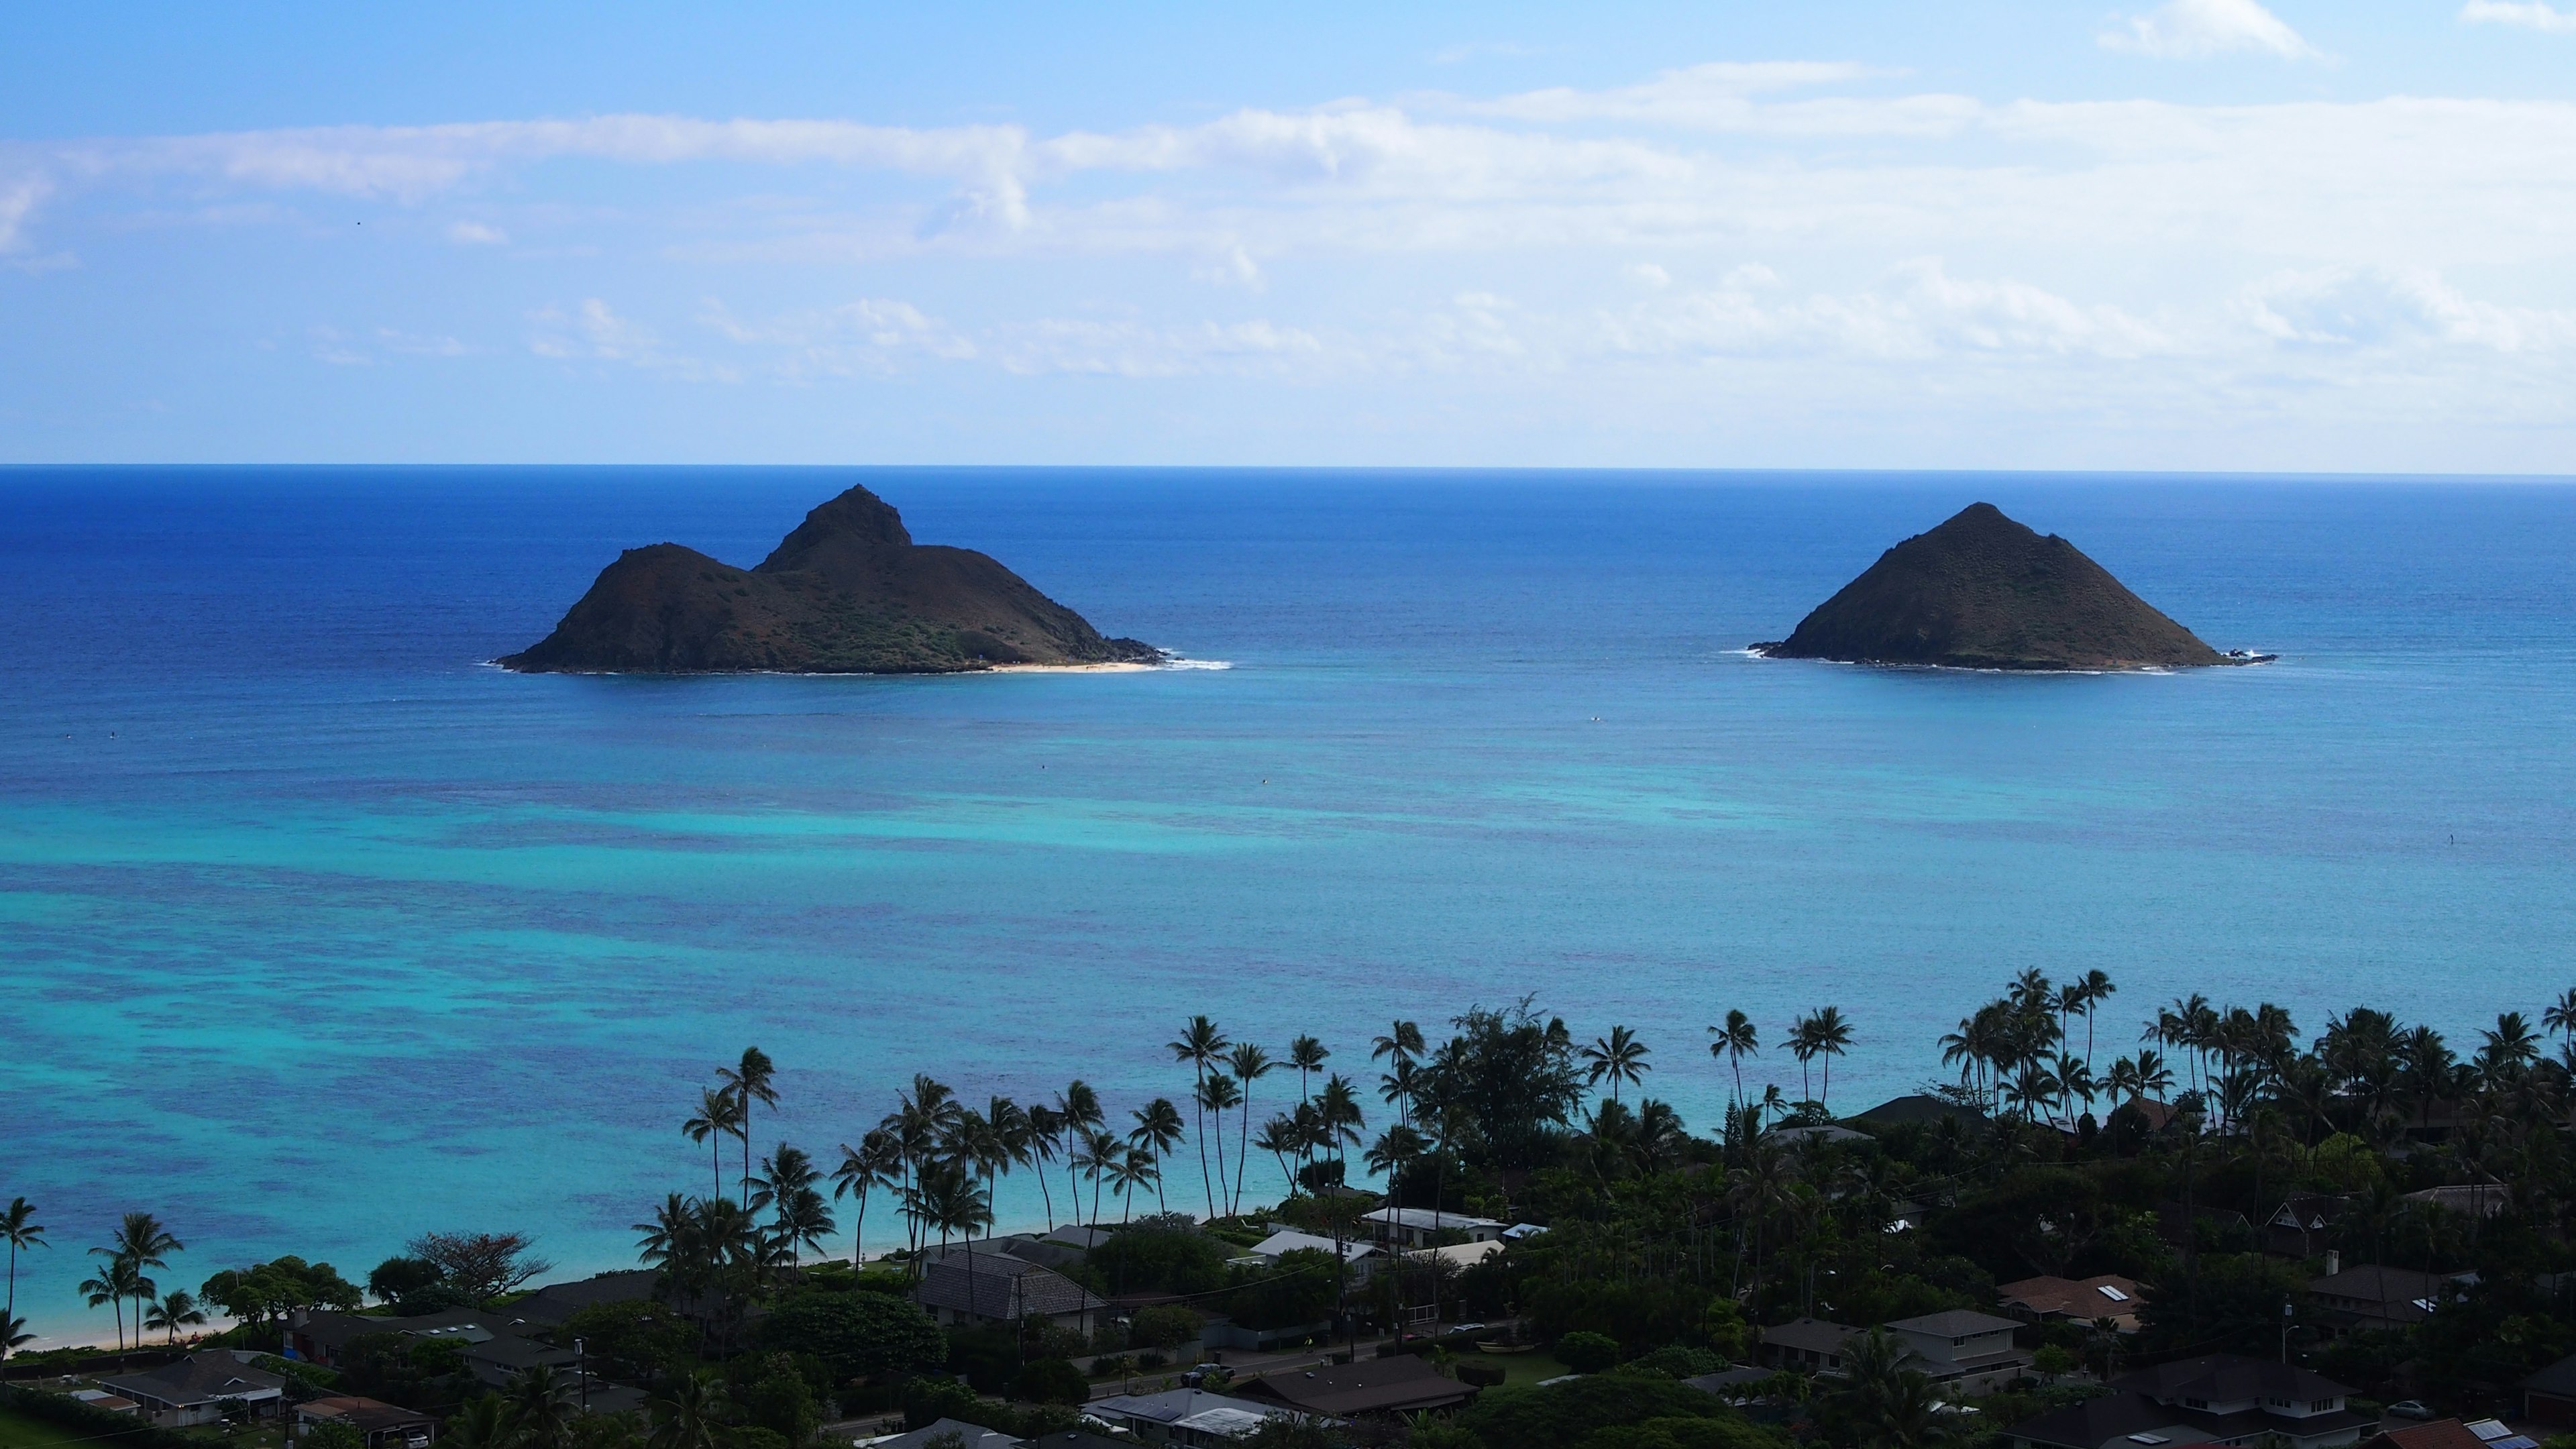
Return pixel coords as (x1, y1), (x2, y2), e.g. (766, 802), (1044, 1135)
(6, 0), (2576, 469)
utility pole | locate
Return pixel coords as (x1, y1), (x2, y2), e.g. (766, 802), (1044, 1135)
(576, 1338), (588, 1414)
(2279, 1301), (2292, 1364)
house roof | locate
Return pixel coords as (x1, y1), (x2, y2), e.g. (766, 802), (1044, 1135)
(863, 1417), (1022, 1449)
(2310, 1265), (2449, 1307)
(99, 1354), (288, 1409)
(1890, 1309), (2021, 1338)
(1770, 1124), (1871, 1146)
(2115, 1354), (2349, 1405)
(299, 1307), (494, 1355)
(1249, 1230), (1375, 1260)
(2008, 1390), (2221, 1449)
(2270, 1194), (2351, 1232)
(1090, 1387), (1290, 1429)
(1233, 1353), (1475, 1416)
(1041, 1224), (1116, 1251)
(1997, 1275), (2145, 1319)
(299, 1397), (436, 1432)
(2404, 1185), (2511, 1218)
(505, 1270), (660, 1326)
(2359, 1421), (2489, 1449)
(1359, 1207), (1504, 1232)
(915, 1255), (1104, 1320)
(1761, 1318), (1858, 1354)
(1685, 1367), (1776, 1395)
(1851, 1095), (1988, 1128)
(2520, 1350), (2576, 1397)
(1024, 1433), (1130, 1449)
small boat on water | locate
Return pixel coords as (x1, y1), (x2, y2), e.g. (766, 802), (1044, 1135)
(1477, 1341), (1536, 1355)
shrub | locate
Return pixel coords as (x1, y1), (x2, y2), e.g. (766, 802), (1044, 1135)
(1456, 1376), (1740, 1449)
(1130, 1305), (1205, 1351)
(1012, 1357), (1090, 1405)
(1457, 1362), (1507, 1388)
(1625, 1345), (1722, 1380)
(302, 1421), (365, 1449)
(1580, 1417), (1789, 1449)
(559, 1299), (697, 1383)
(745, 1366), (821, 1444)
(763, 1290), (945, 1383)
(1081, 1220), (1231, 1297)
(1557, 1332), (1621, 1373)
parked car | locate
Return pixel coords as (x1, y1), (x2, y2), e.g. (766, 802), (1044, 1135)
(2386, 1401), (2436, 1421)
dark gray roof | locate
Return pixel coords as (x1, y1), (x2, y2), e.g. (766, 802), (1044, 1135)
(1233, 1354), (1474, 1415)
(299, 1307), (492, 1355)
(507, 1270), (660, 1326)
(1853, 1094), (1989, 1128)
(866, 1417), (1022, 1449)
(1762, 1318), (1858, 1354)
(2010, 1391), (2217, 1449)
(1024, 1434), (1128, 1449)
(2310, 1265), (2447, 1307)
(2522, 1351), (2576, 1397)
(916, 1255), (1104, 1320)
(1685, 1367), (1775, 1394)
(1890, 1309), (2021, 1338)
(2116, 1355), (2349, 1404)
(99, 1354), (287, 1409)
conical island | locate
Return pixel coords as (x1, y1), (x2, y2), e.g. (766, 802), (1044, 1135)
(500, 484), (1159, 674)
(1753, 502), (2265, 671)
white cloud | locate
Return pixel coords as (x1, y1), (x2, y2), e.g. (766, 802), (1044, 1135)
(1626, 262), (1671, 287)
(1594, 260), (2174, 362)
(2100, 0), (2320, 58)
(1430, 40), (1542, 66)
(445, 220), (506, 245)
(2237, 266), (2576, 351)
(2460, 0), (2576, 30)
(0, 173), (50, 250)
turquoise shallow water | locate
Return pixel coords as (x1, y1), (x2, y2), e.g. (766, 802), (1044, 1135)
(4, 467), (2573, 1342)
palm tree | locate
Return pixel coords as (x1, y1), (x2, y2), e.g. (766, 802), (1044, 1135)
(1289, 1036), (1329, 1111)
(79, 1256), (148, 1352)
(1, 1199), (45, 1339)
(1371, 1021), (1425, 1126)
(683, 1087), (744, 1203)
(507, 1363), (578, 1449)
(446, 1395), (519, 1449)
(1168, 1016), (1231, 1221)
(1130, 1098), (1185, 1214)
(1106, 1147), (1158, 1226)
(714, 1049), (780, 1203)
(1364, 1125), (1426, 1195)
(1581, 1024), (1652, 1105)
(0, 1312), (32, 1363)
(1805, 1008), (1854, 1110)
(752, 1143), (835, 1264)
(1254, 1114), (1303, 1197)
(143, 1289), (206, 1344)
(2075, 970), (2117, 1076)
(1024, 1104), (1065, 1229)
(1198, 1075), (1244, 1222)
(831, 1129), (902, 1265)
(1227, 1041), (1275, 1214)
(1077, 1127), (1122, 1226)
(97, 1213), (178, 1358)
(645, 1376), (722, 1449)
(1317, 1073), (1366, 1187)
(1054, 1081), (1104, 1226)
(2545, 989), (2576, 1048)
(1709, 1012), (1759, 1109)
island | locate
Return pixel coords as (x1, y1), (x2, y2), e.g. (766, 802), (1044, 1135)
(498, 484), (1161, 674)
(1752, 502), (2269, 671)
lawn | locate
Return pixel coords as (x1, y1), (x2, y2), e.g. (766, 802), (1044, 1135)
(1484, 1348), (1576, 1389)
(0, 1409), (91, 1449)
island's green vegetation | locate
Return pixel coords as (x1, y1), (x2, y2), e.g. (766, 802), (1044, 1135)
(18, 976), (2576, 1449)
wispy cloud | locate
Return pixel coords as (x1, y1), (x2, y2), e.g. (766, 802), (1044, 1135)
(2100, 0), (2321, 58)
(2460, 0), (2576, 30)
(0, 172), (50, 250)
(445, 220), (506, 245)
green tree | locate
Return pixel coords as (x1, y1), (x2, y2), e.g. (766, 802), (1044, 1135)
(643, 1375), (724, 1449)
(759, 1289), (945, 1384)
(1169, 1016), (1232, 1221)
(716, 1047), (780, 1203)
(144, 1289), (207, 1344)
(1557, 1331), (1621, 1373)
(1012, 1357), (1089, 1405)
(1581, 1026), (1652, 1106)
(0, 1198), (44, 1344)
(683, 1087), (745, 1206)
(559, 1299), (699, 1385)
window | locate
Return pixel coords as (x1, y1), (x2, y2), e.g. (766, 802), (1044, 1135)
(2098, 1286), (2131, 1303)
(2312, 1400), (2337, 1413)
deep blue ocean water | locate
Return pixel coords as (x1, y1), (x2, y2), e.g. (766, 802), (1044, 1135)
(5, 466), (2573, 1343)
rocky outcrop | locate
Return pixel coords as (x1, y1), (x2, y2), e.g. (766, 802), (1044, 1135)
(1753, 502), (2253, 671)
(500, 485), (1159, 674)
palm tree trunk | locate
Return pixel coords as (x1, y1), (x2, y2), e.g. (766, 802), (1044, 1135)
(1234, 1094), (1252, 1215)
(1211, 1114), (1230, 1224)
(1194, 1069), (1215, 1221)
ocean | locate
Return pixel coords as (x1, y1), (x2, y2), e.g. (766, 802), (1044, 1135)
(4, 466), (2571, 1343)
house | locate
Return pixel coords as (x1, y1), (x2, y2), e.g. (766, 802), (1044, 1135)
(1885, 1310), (2033, 1394)
(1851, 1095), (1990, 1130)
(288, 1307), (492, 1365)
(861, 1419), (1024, 1449)
(2403, 1185), (2510, 1220)
(1233, 1353), (1477, 1417)
(1770, 1124), (1871, 1148)
(96, 1353), (288, 1427)
(1996, 1275), (2146, 1332)
(1684, 1366), (1776, 1401)
(500, 1270), (660, 1328)
(297, 1396), (437, 1449)
(68, 1391), (144, 1415)
(2268, 1195), (2351, 1259)
(2521, 1348), (2576, 1426)
(2008, 1355), (2368, 1449)
(1358, 1207), (1505, 1249)
(448, 1332), (581, 1391)
(1089, 1387), (1299, 1446)
(1406, 1240), (1505, 1273)
(1758, 1318), (1858, 1375)
(1238, 1229), (1379, 1281)
(2359, 1421), (2540, 1449)
(2307, 1263), (2467, 1332)
(914, 1244), (1106, 1333)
